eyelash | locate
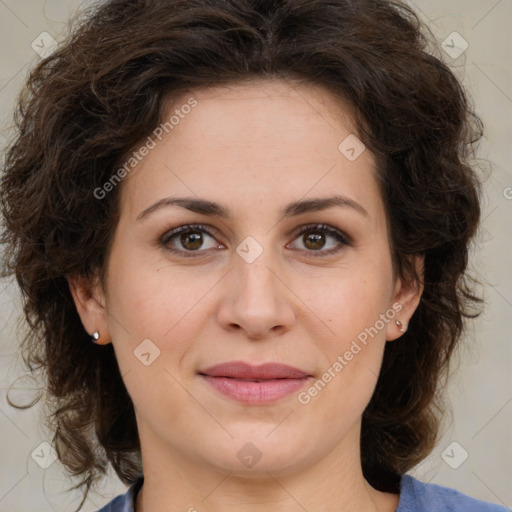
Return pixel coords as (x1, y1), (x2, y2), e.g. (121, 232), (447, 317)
(160, 223), (351, 259)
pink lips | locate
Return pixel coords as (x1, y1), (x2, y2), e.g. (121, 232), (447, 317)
(199, 361), (311, 404)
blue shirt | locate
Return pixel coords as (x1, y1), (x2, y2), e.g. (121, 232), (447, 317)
(96, 474), (509, 511)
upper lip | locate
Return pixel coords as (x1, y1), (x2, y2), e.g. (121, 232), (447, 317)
(199, 361), (310, 379)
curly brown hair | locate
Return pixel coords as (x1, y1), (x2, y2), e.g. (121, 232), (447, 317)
(1, 0), (484, 509)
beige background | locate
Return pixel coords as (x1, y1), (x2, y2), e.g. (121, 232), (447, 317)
(0, 0), (511, 510)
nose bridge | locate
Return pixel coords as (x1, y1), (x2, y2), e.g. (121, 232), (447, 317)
(234, 241), (283, 310)
(217, 237), (296, 337)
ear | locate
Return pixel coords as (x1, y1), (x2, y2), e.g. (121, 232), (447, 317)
(386, 254), (424, 342)
(67, 274), (111, 345)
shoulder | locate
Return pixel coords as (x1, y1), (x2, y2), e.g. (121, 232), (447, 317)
(397, 474), (509, 512)
(95, 477), (143, 512)
(94, 474), (509, 512)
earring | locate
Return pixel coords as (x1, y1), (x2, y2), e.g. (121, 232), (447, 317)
(92, 331), (100, 343)
(396, 320), (406, 333)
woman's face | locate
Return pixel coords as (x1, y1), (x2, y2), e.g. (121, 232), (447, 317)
(72, 79), (422, 478)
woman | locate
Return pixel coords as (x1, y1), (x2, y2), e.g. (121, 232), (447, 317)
(1, 0), (506, 511)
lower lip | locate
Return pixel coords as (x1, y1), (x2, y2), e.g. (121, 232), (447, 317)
(201, 375), (310, 404)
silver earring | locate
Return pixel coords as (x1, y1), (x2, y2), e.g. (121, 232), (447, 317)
(396, 320), (406, 333)
(92, 331), (100, 342)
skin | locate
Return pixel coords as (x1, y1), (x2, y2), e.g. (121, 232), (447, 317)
(69, 78), (424, 512)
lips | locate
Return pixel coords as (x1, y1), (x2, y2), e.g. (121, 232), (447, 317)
(199, 361), (312, 404)
(199, 361), (310, 380)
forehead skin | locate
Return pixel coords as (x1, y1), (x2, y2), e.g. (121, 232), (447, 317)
(116, 79), (386, 252)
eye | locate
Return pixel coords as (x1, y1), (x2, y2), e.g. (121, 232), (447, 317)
(287, 224), (351, 257)
(160, 224), (224, 257)
(160, 223), (351, 258)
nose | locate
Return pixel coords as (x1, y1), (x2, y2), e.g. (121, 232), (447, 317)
(216, 250), (296, 340)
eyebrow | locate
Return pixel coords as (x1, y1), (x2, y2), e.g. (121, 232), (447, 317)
(136, 194), (370, 222)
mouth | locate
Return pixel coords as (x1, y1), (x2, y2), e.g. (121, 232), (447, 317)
(198, 361), (312, 404)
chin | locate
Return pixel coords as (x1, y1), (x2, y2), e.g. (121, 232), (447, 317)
(198, 430), (315, 476)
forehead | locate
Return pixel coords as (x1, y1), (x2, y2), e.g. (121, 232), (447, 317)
(166, 78), (361, 149)
(120, 79), (384, 226)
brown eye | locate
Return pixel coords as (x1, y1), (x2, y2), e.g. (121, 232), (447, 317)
(289, 224), (351, 257)
(303, 232), (326, 251)
(179, 231), (203, 250)
(161, 224), (223, 257)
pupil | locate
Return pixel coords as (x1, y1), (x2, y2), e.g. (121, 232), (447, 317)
(305, 232), (324, 250)
(182, 232), (202, 250)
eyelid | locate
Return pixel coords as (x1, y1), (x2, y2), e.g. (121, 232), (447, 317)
(159, 222), (351, 257)
(286, 223), (351, 258)
(160, 223), (222, 248)
(290, 223), (352, 246)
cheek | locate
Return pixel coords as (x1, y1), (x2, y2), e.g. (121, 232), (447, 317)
(309, 265), (393, 349)
(106, 247), (218, 340)
(301, 273), (392, 421)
